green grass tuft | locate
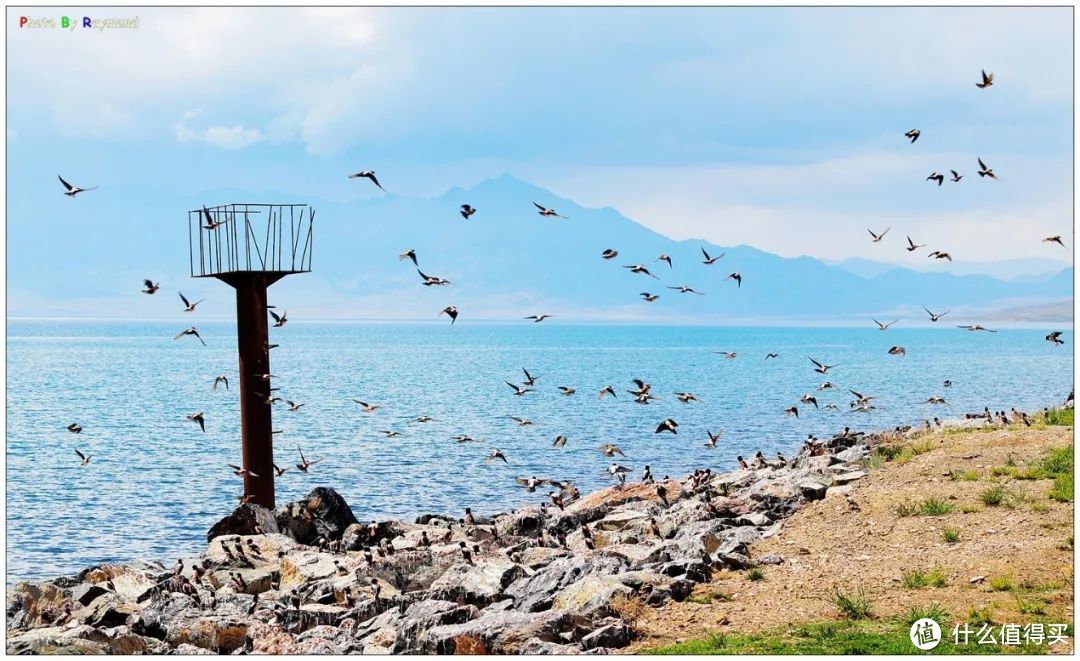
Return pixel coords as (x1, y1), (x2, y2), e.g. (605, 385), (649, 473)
(988, 575), (1014, 592)
(941, 527), (960, 543)
(902, 567), (949, 589)
(980, 486), (1011, 507)
(904, 602), (950, 626)
(918, 497), (956, 516)
(1043, 408), (1074, 427)
(746, 568), (765, 582)
(831, 588), (874, 620)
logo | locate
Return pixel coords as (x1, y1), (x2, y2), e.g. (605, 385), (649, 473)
(910, 618), (942, 650)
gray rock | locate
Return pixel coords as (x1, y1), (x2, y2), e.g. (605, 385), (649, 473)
(72, 583), (109, 607)
(416, 609), (580, 654)
(206, 504), (279, 542)
(505, 555), (627, 613)
(429, 559), (526, 606)
(581, 619), (632, 650)
(797, 479), (829, 501)
(551, 576), (634, 618)
(393, 599), (480, 653)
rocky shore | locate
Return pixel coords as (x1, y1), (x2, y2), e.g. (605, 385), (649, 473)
(6, 424), (952, 654)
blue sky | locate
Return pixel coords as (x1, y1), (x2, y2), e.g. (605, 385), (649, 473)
(6, 6), (1073, 313)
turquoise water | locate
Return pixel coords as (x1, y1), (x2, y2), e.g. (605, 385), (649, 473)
(6, 319), (1072, 582)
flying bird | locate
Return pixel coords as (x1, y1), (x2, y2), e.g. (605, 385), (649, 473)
(399, 249), (418, 266)
(440, 306), (458, 324)
(486, 449), (508, 464)
(418, 269), (452, 286)
(784, 406), (799, 418)
(976, 157), (996, 179)
(623, 264), (659, 279)
(1043, 236), (1066, 247)
(667, 285), (704, 295)
(353, 400), (381, 413)
(904, 129), (920, 143)
(67, 423), (83, 434)
(655, 418), (678, 434)
(726, 272), (742, 288)
(975, 69), (994, 89)
(950, 170), (963, 183)
(285, 400), (304, 412)
(809, 357), (837, 374)
(765, 353), (779, 360)
(552, 435), (568, 448)
(558, 386), (575, 396)
(228, 464), (259, 478)
(274, 464), (289, 477)
(213, 376), (229, 391)
(599, 443), (625, 457)
(201, 206), (228, 230)
(927, 172), (944, 186)
(800, 394), (818, 408)
(187, 411), (206, 433)
(58, 174), (97, 197)
(524, 314), (552, 323)
(704, 429), (723, 448)
(922, 306), (949, 322)
(1046, 331), (1065, 345)
(459, 204), (476, 220)
(656, 254), (673, 268)
(270, 310), (287, 327)
(179, 292), (203, 312)
(601, 249), (618, 260)
(640, 292), (659, 302)
(716, 351), (737, 359)
(598, 385), (617, 399)
(701, 247), (723, 265)
(504, 381), (534, 396)
(873, 319), (898, 331)
(924, 396), (948, 405)
(532, 202), (568, 218)
(508, 416), (534, 426)
(141, 279), (160, 295)
(867, 227), (890, 243)
(675, 392), (700, 404)
(174, 327), (206, 346)
(905, 235), (925, 252)
(888, 346), (906, 356)
(75, 449), (91, 465)
(928, 251), (953, 262)
(349, 170), (385, 190)
(521, 368), (537, 386)
(296, 446), (323, 472)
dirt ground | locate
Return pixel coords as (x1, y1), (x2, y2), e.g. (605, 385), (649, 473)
(631, 424), (1075, 652)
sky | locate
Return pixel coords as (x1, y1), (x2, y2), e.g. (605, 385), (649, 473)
(5, 6), (1074, 314)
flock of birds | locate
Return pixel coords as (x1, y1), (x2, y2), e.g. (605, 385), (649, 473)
(57, 68), (1069, 512)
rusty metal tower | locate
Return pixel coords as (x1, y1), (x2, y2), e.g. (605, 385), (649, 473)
(188, 203), (314, 509)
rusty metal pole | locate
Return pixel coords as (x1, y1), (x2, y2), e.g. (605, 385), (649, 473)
(220, 272), (283, 509)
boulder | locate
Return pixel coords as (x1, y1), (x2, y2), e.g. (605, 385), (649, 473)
(552, 576), (633, 618)
(429, 560), (527, 606)
(505, 555), (627, 613)
(275, 487), (359, 545)
(392, 599), (480, 653)
(72, 583), (109, 607)
(6, 581), (71, 629)
(206, 504), (279, 542)
(796, 479), (829, 501)
(580, 619), (632, 650)
(5, 625), (111, 655)
(416, 608), (580, 654)
(595, 509), (651, 532)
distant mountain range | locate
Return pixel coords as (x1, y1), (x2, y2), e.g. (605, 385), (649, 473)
(9, 174), (1073, 323)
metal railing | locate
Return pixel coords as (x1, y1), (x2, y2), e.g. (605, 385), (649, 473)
(188, 203), (314, 277)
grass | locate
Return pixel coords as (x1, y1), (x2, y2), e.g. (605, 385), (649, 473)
(960, 504), (981, 514)
(949, 469), (980, 482)
(895, 497), (956, 518)
(904, 602), (950, 625)
(686, 590), (733, 605)
(966, 606), (996, 626)
(1015, 597), (1049, 616)
(1049, 473), (1073, 503)
(988, 575), (1015, 592)
(981, 486), (1012, 507)
(746, 568), (765, 582)
(642, 618), (1045, 655)
(830, 588), (874, 620)
(902, 567), (949, 589)
(1043, 408), (1074, 427)
(941, 528), (960, 543)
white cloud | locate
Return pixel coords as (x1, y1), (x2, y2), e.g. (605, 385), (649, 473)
(174, 113), (264, 150)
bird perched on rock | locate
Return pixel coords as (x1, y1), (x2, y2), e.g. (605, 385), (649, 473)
(655, 484), (670, 507)
(737, 455), (749, 470)
(641, 465), (653, 484)
(608, 463), (631, 485)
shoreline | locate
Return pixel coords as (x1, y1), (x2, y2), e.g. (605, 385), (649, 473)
(6, 405), (1071, 654)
